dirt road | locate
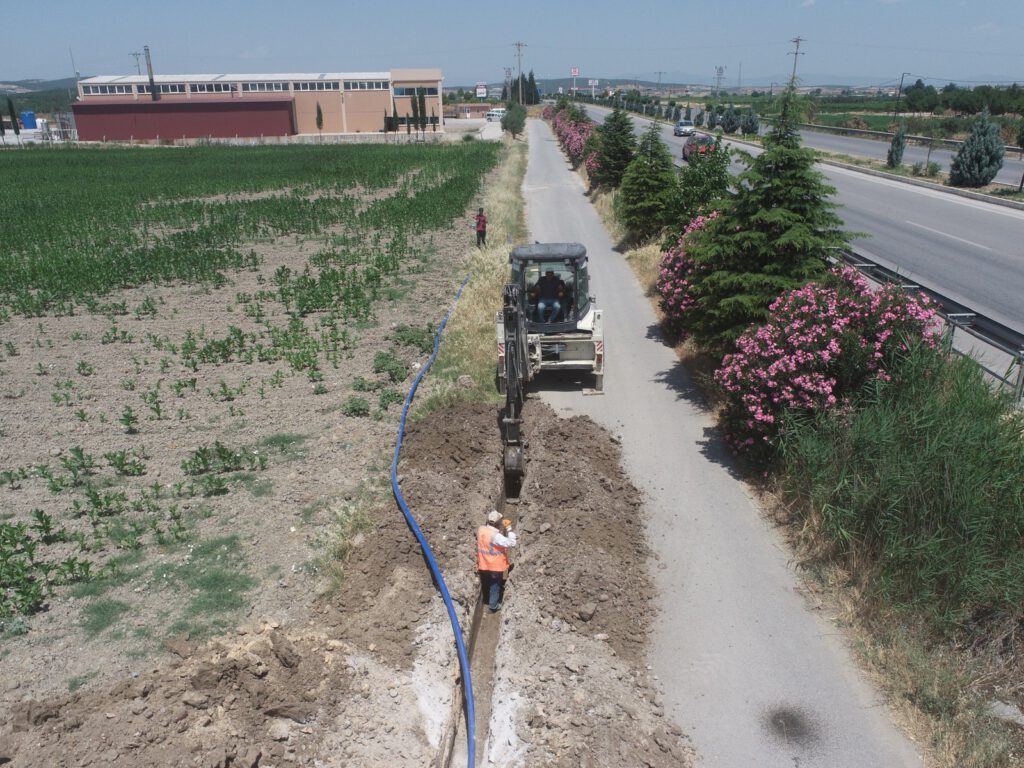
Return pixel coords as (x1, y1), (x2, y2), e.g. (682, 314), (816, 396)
(522, 118), (922, 767)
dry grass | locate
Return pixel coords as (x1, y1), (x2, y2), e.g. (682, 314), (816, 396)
(417, 136), (529, 415)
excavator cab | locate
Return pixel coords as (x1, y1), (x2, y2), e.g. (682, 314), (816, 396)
(497, 243), (606, 487)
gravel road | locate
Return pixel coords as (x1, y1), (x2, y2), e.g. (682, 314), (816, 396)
(521, 117), (922, 768)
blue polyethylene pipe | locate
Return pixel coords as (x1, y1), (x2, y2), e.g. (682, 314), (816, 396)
(389, 275), (476, 767)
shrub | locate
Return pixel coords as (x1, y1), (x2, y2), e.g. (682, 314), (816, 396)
(949, 108), (1005, 187)
(886, 123), (906, 168)
(665, 139), (730, 237)
(715, 266), (939, 457)
(656, 214), (717, 337)
(341, 396), (370, 417)
(777, 342), (1024, 627)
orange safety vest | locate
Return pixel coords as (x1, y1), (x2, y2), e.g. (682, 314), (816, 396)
(476, 525), (508, 573)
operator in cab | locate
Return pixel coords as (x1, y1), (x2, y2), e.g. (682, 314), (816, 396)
(531, 268), (566, 322)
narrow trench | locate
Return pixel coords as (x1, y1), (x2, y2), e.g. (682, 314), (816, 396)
(439, 475), (520, 767)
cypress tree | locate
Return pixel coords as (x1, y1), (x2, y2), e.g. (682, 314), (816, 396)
(740, 108), (759, 135)
(315, 102), (323, 137)
(684, 86), (850, 352)
(392, 102), (399, 133)
(527, 71), (538, 105)
(707, 110), (718, 130)
(694, 109), (704, 127)
(886, 123), (906, 168)
(591, 107), (637, 189)
(417, 92), (427, 132)
(619, 123), (677, 237)
(6, 98), (19, 137)
(410, 94), (420, 134)
(949, 108), (1005, 187)
(684, 105), (692, 120)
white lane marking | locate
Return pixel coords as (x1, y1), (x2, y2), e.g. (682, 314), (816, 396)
(904, 220), (993, 251)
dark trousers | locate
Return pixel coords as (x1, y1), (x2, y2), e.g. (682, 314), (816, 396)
(479, 570), (504, 611)
(477, 230), (486, 247)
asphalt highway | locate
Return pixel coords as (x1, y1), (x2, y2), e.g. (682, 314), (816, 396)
(524, 117), (922, 768)
(584, 105), (1024, 335)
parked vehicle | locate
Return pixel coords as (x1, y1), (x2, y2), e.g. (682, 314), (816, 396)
(673, 119), (696, 137)
(682, 133), (716, 162)
(486, 108), (507, 122)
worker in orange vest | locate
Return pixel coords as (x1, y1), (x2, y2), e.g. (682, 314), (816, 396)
(477, 510), (516, 612)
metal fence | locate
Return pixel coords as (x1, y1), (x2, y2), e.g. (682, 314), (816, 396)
(837, 250), (1024, 402)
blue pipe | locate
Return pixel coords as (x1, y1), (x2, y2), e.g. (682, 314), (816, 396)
(389, 275), (476, 767)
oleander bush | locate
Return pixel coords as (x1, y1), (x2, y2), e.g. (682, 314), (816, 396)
(714, 266), (939, 457)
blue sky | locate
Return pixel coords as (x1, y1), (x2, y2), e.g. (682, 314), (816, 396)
(5, 0), (1022, 87)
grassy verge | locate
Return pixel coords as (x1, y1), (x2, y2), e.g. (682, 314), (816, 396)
(418, 135), (529, 414)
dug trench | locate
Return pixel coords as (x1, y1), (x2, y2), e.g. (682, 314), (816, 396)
(0, 398), (693, 767)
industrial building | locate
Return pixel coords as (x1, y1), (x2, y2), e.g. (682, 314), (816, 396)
(72, 69), (443, 141)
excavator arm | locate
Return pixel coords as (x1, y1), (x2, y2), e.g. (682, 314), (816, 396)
(502, 283), (528, 488)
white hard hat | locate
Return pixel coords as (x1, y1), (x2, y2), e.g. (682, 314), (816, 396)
(487, 510), (502, 524)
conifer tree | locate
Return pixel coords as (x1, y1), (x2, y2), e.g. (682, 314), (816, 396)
(619, 123), (677, 237)
(707, 110), (718, 130)
(720, 104), (740, 134)
(590, 107), (636, 189)
(683, 86), (850, 352)
(740, 108), (759, 135)
(502, 103), (527, 138)
(886, 123), (906, 168)
(6, 98), (19, 138)
(694, 109), (704, 127)
(527, 71), (538, 105)
(417, 92), (427, 132)
(315, 102), (323, 139)
(685, 105), (692, 120)
(410, 94), (420, 135)
(949, 108), (1005, 187)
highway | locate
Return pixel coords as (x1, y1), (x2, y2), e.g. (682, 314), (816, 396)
(793, 126), (1024, 188)
(584, 104), (1024, 335)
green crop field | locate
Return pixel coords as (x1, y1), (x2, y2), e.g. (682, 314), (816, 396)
(0, 143), (499, 316)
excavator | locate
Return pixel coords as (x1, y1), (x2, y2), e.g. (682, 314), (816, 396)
(497, 243), (604, 488)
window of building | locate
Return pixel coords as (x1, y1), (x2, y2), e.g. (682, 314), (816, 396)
(84, 84), (133, 95)
(393, 86), (438, 97)
(190, 83), (234, 93)
(241, 82), (287, 92)
(343, 80), (388, 91)
(293, 81), (340, 91)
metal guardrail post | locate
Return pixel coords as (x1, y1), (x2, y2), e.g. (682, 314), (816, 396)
(1015, 351), (1024, 402)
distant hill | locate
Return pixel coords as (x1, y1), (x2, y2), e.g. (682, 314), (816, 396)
(0, 77), (82, 93)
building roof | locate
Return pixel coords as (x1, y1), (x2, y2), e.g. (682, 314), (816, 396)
(80, 70), (435, 85)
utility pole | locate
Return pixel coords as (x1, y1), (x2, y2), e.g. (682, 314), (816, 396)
(713, 66), (726, 99)
(655, 70), (666, 94)
(513, 41), (526, 105)
(788, 36), (805, 87)
(130, 52), (142, 76)
(504, 67), (512, 101)
(892, 71), (911, 122)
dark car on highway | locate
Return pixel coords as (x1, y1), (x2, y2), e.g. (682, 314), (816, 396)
(682, 133), (717, 162)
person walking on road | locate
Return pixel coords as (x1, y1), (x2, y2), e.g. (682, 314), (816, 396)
(477, 510), (516, 612)
(475, 207), (488, 248)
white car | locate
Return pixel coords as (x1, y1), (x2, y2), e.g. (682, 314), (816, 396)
(486, 108), (506, 122)
(673, 119), (696, 137)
